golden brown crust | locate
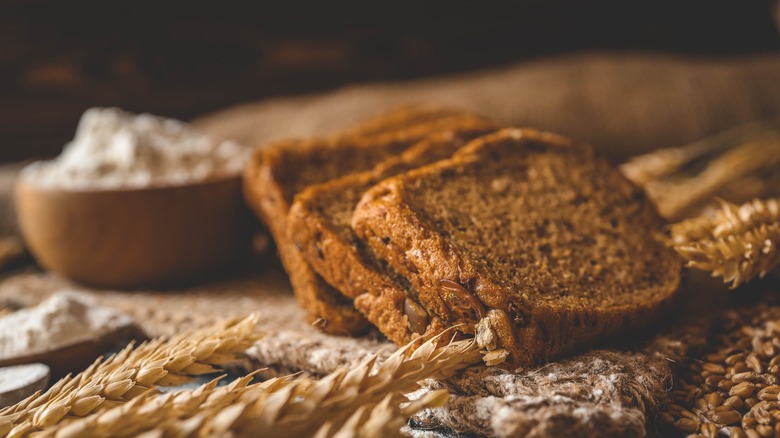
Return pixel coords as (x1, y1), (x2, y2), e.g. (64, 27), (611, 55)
(244, 139), (370, 334)
(352, 128), (681, 367)
(288, 123), (500, 344)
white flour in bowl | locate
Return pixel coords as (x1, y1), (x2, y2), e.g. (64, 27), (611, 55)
(0, 292), (133, 359)
(22, 107), (250, 189)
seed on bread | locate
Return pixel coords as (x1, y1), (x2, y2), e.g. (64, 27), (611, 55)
(438, 279), (486, 323)
(403, 298), (429, 335)
(483, 348), (509, 366)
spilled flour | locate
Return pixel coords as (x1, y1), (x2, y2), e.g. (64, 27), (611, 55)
(0, 293), (133, 359)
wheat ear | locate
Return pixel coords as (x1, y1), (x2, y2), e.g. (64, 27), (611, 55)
(671, 198), (780, 288)
(43, 381), (449, 438)
(40, 373), (285, 438)
(0, 313), (261, 436)
(208, 333), (480, 437)
(37, 333), (477, 438)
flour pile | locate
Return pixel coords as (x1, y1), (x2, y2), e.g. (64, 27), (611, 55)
(22, 108), (249, 189)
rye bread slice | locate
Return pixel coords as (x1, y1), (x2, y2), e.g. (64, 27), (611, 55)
(288, 120), (501, 345)
(243, 110), (490, 334)
(352, 128), (682, 367)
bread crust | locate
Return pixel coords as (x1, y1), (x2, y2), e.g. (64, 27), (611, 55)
(352, 128), (681, 367)
(244, 140), (369, 334)
(288, 122), (499, 344)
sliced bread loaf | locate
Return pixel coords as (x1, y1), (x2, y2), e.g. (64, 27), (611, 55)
(351, 128), (681, 366)
(287, 120), (500, 344)
(243, 109), (491, 334)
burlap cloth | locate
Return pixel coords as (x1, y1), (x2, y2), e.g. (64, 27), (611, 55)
(2, 52), (780, 437)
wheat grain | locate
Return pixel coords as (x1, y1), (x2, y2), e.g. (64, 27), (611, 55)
(661, 305), (780, 436)
(712, 199), (780, 238)
(673, 199), (780, 244)
(671, 198), (780, 288)
(0, 313), (261, 435)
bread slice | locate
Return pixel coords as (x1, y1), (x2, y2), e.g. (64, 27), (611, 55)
(352, 128), (681, 367)
(288, 120), (501, 345)
(243, 109), (491, 334)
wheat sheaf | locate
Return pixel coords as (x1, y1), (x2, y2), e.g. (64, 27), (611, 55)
(0, 314), (479, 438)
(671, 198), (780, 288)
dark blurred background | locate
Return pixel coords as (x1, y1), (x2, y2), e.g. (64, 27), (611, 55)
(2, 0), (779, 162)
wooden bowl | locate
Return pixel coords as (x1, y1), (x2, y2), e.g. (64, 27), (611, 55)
(15, 176), (252, 289)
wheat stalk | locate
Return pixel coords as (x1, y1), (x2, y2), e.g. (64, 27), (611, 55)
(40, 373), (288, 438)
(647, 133), (780, 221)
(671, 198), (780, 288)
(620, 122), (780, 221)
(37, 333), (476, 438)
(620, 147), (696, 187)
(43, 381), (449, 438)
(620, 117), (780, 187)
(209, 333), (479, 437)
(0, 313), (261, 436)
